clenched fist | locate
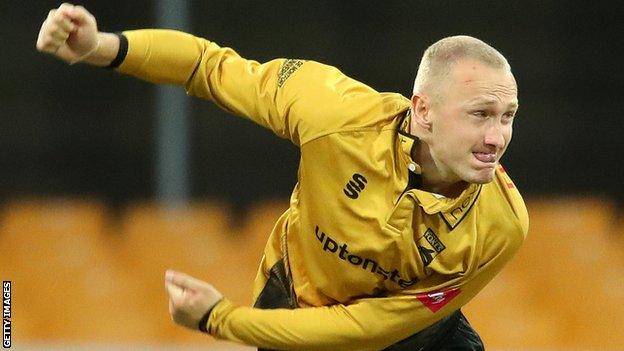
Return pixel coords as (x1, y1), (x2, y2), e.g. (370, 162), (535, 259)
(36, 3), (99, 64)
(36, 3), (119, 66)
(165, 270), (224, 333)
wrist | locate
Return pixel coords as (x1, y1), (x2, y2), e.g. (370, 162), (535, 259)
(69, 37), (100, 65)
(73, 32), (121, 67)
(198, 298), (224, 333)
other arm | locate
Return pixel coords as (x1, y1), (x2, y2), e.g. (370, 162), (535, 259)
(167, 229), (524, 351)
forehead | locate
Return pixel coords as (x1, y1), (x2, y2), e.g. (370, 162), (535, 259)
(446, 59), (518, 107)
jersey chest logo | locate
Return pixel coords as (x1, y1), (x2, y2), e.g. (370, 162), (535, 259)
(343, 173), (368, 199)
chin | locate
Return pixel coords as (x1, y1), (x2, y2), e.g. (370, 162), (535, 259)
(463, 168), (496, 184)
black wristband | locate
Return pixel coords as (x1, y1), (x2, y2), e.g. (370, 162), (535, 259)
(198, 298), (223, 333)
(106, 32), (128, 69)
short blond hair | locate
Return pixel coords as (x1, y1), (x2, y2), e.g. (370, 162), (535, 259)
(413, 35), (511, 100)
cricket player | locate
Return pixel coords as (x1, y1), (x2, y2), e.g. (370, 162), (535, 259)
(37, 3), (528, 350)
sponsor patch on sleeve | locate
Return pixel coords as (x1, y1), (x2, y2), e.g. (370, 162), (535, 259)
(277, 59), (304, 87)
(416, 288), (461, 313)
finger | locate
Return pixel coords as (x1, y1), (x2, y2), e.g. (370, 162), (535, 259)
(165, 281), (185, 303)
(49, 5), (76, 31)
(36, 8), (69, 53)
(47, 9), (56, 21)
(50, 29), (70, 42)
(36, 28), (63, 53)
(53, 13), (76, 33)
(41, 25), (70, 48)
(58, 3), (75, 12)
(42, 15), (72, 42)
(166, 270), (205, 291)
(65, 5), (95, 26)
(168, 296), (175, 314)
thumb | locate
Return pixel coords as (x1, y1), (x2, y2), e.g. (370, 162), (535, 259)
(64, 5), (98, 44)
(65, 5), (96, 26)
(165, 280), (185, 304)
(166, 270), (205, 291)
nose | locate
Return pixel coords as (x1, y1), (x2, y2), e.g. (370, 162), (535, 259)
(484, 123), (506, 149)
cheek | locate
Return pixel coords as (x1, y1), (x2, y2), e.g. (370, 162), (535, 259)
(431, 114), (478, 156)
(503, 126), (513, 147)
(435, 126), (473, 160)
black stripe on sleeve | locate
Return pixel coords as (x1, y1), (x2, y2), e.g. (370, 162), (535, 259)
(106, 32), (128, 69)
(198, 298), (224, 334)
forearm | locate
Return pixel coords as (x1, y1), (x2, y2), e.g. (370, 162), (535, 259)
(208, 297), (443, 351)
(116, 29), (209, 86)
(206, 239), (522, 351)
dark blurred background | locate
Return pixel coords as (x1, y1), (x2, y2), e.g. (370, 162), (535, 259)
(3, 2), (624, 349)
(2, 0), (623, 210)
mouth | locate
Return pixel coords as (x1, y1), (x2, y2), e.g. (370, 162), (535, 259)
(472, 152), (497, 165)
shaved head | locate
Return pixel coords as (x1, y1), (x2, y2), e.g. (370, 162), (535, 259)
(413, 35), (511, 104)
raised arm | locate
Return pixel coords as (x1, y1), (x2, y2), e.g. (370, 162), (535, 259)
(36, 4), (407, 146)
(36, 3), (297, 141)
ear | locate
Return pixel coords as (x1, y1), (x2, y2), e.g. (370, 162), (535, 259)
(410, 94), (432, 132)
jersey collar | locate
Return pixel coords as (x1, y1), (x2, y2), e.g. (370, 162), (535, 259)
(396, 110), (482, 229)
(413, 184), (482, 229)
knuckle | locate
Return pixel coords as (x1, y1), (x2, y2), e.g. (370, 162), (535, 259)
(38, 36), (51, 47)
(57, 30), (69, 38)
(41, 36), (53, 47)
(45, 34), (59, 44)
(43, 44), (59, 54)
(75, 5), (88, 14)
(53, 9), (65, 19)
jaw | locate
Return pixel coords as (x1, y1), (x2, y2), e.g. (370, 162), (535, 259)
(421, 146), (498, 193)
(464, 163), (497, 184)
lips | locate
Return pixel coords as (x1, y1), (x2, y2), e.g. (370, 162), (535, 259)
(473, 152), (497, 163)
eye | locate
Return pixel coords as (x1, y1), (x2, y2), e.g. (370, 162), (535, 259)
(470, 110), (487, 118)
(501, 112), (516, 124)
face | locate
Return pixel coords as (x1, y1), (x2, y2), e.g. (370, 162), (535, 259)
(413, 59), (518, 185)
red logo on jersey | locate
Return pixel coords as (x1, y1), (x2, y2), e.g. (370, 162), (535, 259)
(417, 288), (461, 313)
(498, 164), (516, 189)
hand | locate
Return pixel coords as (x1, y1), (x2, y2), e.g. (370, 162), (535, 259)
(36, 3), (99, 64)
(165, 269), (224, 332)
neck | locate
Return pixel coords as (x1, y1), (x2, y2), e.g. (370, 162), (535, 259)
(411, 140), (468, 198)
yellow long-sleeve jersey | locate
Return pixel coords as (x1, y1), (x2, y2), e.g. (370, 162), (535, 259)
(117, 29), (529, 351)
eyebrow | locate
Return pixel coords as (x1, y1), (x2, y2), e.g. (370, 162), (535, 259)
(468, 98), (519, 110)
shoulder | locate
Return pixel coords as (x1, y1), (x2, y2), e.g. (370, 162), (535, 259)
(280, 61), (410, 144)
(479, 165), (529, 244)
(495, 164), (529, 236)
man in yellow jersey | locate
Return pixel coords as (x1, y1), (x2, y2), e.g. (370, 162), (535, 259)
(37, 3), (528, 350)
